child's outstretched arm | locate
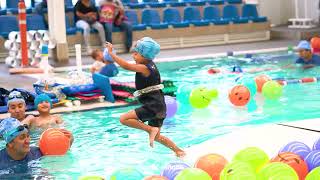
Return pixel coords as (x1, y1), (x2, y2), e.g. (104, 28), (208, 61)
(105, 42), (150, 76)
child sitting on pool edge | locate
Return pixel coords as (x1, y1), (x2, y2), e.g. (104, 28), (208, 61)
(105, 37), (185, 157)
(90, 48), (119, 77)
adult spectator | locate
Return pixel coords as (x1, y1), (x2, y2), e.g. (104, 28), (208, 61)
(75, 0), (106, 54)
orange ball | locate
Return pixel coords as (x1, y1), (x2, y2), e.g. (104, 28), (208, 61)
(228, 85), (250, 106)
(39, 128), (71, 155)
(194, 153), (228, 180)
(144, 175), (168, 180)
(311, 37), (320, 53)
(271, 152), (309, 180)
(255, 75), (271, 93)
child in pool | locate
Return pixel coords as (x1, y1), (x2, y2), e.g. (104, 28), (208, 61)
(208, 65), (274, 74)
(105, 37), (185, 157)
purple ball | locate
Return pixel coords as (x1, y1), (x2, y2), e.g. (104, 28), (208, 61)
(164, 96), (178, 119)
(305, 150), (320, 171)
(161, 162), (190, 180)
(279, 141), (311, 159)
(313, 137), (320, 150)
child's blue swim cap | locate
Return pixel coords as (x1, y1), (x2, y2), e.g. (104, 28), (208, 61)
(133, 37), (160, 60)
(103, 48), (116, 63)
(34, 94), (52, 109)
(297, 40), (311, 51)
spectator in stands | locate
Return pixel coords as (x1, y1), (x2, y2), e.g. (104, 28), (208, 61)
(34, 0), (49, 28)
(0, 118), (43, 172)
(99, 0), (133, 52)
(7, 91), (34, 126)
(295, 40), (320, 69)
(90, 48), (119, 77)
(74, 0), (106, 54)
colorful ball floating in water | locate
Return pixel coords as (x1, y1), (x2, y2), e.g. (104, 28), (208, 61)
(262, 80), (283, 100)
(189, 87), (212, 109)
(164, 96), (178, 119)
(39, 128), (71, 156)
(228, 85), (251, 106)
(78, 175), (104, 180)
(143, 175), (168, 180)
(257, 162), (299, 180)
(306, 166), (320, 180)
(255, 74), (271, 93)
(220, 161), (256, 180)
(305, 150), (320, 171)
(194, 153), (228, 180)
(279, 141), (311, 160)
(175, 168), (211, 180)
(161, 162), (190, 180)
(232, 147), (269, 172)
(271, 152), (309, 180)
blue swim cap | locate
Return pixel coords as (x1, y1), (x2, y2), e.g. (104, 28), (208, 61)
(0, 117), (28, 144)
(297, 40), (311, 50)
(7, 91), (25, 107)
(133, 37), (160, 60)
(34, 94), (52, 109)
(103, 48), (116, 63)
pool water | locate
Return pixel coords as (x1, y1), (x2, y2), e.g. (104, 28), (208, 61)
(2, 51), (320, 179)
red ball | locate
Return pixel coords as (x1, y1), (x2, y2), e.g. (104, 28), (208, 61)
(194, 153), (228, 180)
(271, 152), (309, 180)
(255, 75), (271, 93)
(228, 85), (251, 106)
(39, 128), (71, 155)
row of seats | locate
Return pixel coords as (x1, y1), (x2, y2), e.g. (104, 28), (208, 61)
(123, 0), (243, 9)
(0, 0), (74, 14)
(0, 4), (265, 38)
(126, 4), (267, 30)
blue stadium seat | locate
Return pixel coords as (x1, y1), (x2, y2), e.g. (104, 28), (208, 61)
(65, 0), (74, 12)
(242, 4), (267, 23)
(6, 0), (33, 14)
(163, 8), (189, 28)
(65, 16), (77, 35)
(26, 14), (47, 31)
(223, 5), (248, 24)
(0, 16), (19, 38)
(143, 0), (166, 8)
(226, 0), (242, 4)
(163, 0), (186, 7)
(141, 9), (168, 29)
(125, 10), (147, 30)
(206, 0), (224, 5)
(183, 7), (210, 26)
(0, 9), (7, 15)
(203, 6), (229, 25)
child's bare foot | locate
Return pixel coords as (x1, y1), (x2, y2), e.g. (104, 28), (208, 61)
(149, 127), (159, 148)
(175, 150), (186, 158)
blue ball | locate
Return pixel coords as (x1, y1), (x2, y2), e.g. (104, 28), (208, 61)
(161, 162), (190, 180)
(279, 141), (311, 159)
(305, 150), (320, 171)
(313, 137), (320, 150)
(176, 84), (193, 104)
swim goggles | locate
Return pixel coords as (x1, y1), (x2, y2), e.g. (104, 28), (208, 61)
(8, 91), (23, 100)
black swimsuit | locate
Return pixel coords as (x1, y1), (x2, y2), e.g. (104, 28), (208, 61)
(134, 62), (166, 127)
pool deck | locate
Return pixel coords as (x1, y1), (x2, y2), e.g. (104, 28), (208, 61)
(185, 118), (320, 164)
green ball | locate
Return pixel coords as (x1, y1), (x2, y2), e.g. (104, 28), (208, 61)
(257, 162), (299, 180)
(110, 168), (144, 180)
(232, 147), (269, 172)
(220, 161), (257, 180)
(288, 45), (294, 52)
(206, 89), (218, 100)
(78, 175), (104, 180)
(306, 166), (320, 180)
(175, 168), (211, 180)
(189, 87), (211, 109)
(262, 81), (283, 100)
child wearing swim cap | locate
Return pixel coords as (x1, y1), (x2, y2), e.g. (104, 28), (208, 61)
(105, 37), (185, 157)
(90, 48), (119, 77)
